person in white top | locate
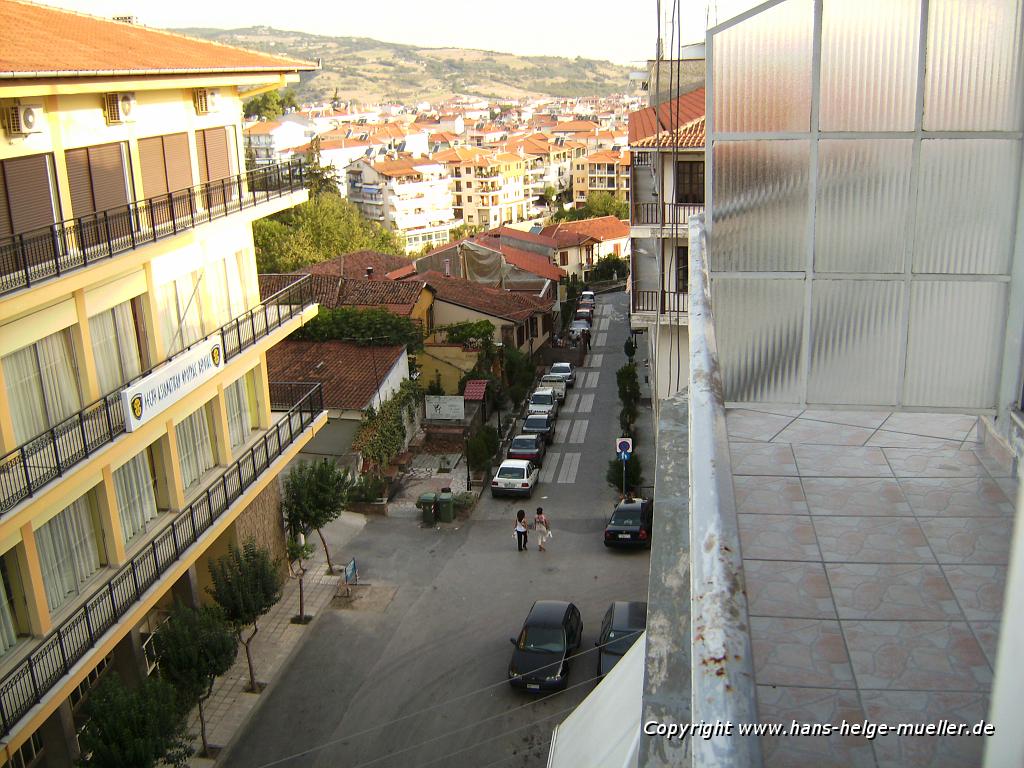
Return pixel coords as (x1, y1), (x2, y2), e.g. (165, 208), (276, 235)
(514, 509), (529, 551)
(535, 507), (552, 552)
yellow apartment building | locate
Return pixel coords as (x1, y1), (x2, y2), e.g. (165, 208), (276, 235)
(0, 3), (324, 764)
(572, 149), (630, 207)
(434, 147), (528, 229)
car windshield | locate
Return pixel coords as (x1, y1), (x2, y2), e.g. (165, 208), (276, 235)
(497, 466), (525, 479)
(611, 506), (643, 525)
(551, 364), (570, 374)
(531, 393), (553, 405)
(511, 437), (537, 450)
(571, 321), (588, 329)
(524, 417), (548, 430)
(605, 628), (641, 655)
(518, 626), (565, 653)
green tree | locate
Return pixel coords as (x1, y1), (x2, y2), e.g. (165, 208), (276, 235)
(606, 453), (644, 494)
(553, 191), (629, 222)
(77, 676), (191, 768)
(296, 307), (424, 350)
(154, 603), (237, 757)
(623, 337), (636, 362)
(243, 91), (282, 121)
(503, 347), (536, 406)
(282, 459), (353, 573)
(591, 255), (628, 282)
(280, 88), (299, 111)
(542, 185), (558, 206)
(304, 135), (340, 198)
(206, 541), (284, 694)
(286, 535), (316, 624)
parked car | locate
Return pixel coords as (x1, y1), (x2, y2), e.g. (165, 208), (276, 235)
(580, 290), (596, 303)
(491, 459), (539, 498)
(508, 601), (583, 692)
(507, 434), (546, 466)
(574, 308), (594, 323)
(568, 319), (591, 340)
(578, 297), (596, 310)
(548, 362), (577, 388)
(596, 601), (648, 676)
(603, 497), (654, 548)
(521, 413), (555, 445)
(528, 388), (560, 419)
(539, 374), (567, 401)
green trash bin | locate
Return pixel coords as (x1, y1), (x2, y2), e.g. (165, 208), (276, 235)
(437, 491), (454, 523)
(418, 492), (437, 525)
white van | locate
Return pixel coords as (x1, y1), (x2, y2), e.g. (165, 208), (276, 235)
(539, 374), (567, 402)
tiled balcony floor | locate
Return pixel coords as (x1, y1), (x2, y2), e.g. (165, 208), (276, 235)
(727, 407), (1016, 768)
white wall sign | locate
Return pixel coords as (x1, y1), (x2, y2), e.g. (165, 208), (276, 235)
(425, 395), (465, 421)
(121, 336), (224, 432)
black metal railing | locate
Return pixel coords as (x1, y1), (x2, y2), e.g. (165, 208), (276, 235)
(0, 383), (323, 736)
(0, 274), (315, 514)
(632, 289), (689, 315)
(0, 160), (305, 297)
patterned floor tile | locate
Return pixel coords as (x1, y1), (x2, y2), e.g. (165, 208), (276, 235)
(919, 518), (1013, 565)
(773, 418), (876, 447)
(803, 478), (912, 517)
(882, 448), (987, 479)
(733, 476), (808, 515)
(898, 478), (1013, 517)
(941, 565), (1007, 621)
(730, 442), (799, 476)
(860, 690), (989, 768)
(826, 563), (961, 620)
(879, 413), (979, 442)
(727, 408), (796, 441)
(800, 410), (891, 429)
(842, 621), (991, 691)
(739, 514), (821, 561)
(745, 560), (836, 618)
(969, 622), (1000, 669)
(866, 431), (962, 450)
(751, 617), (855, 688)
(994, 476), (1017, 504)
(971, 445), (1014, 478)
(814, 517), (935, 563)
(794, 445), (894, 478)
(758, 686), (876, 768)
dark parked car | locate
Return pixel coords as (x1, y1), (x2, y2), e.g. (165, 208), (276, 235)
(508, 601), (583, 692)
(574, 307), (594, 323)
(603, 497), (654, 548)
(596, 601), (647, 676)
(507, 434), (546, 466)
(521, 413), (554, 444)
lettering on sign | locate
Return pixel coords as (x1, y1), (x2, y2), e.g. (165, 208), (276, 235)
(424, 395), (465, 421)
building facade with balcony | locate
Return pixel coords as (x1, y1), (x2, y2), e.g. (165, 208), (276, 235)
(0, 4), (326, 763)
(345, 156), (459, 255)
(571, 149), (631, 207)
(434, 147), (529, 230)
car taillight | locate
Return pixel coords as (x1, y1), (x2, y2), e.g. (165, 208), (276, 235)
(491, 480), (498, 486)
(521, 482), (530, 488)
(604, 530), (613, 539)
(639, 529), (648, 540)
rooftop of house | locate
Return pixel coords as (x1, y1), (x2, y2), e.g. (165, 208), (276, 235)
(243, 120), (283, 136)
(540, 215), (629, 244)
(303, 251), (413, 281)
(411, 271), (551, 322)
(0, 0), (315, 76)
(266, 340), (405, 410)
(584, 149), (631, 165)
(631, 115), (706, 149)
(627, 87), (706, 144)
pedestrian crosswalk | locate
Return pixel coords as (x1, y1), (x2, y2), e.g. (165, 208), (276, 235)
(557, 452), (581, 484)
(563, 392), (579, 414)
(598, 317), (610, 332)
(595, 332), (608, 347)
(578, 393), (595, 413)
(568, 420), (588, 443)
(554, 419), (571, 443)
(584, 371), (600, 389)
(587, 353), (604, 368)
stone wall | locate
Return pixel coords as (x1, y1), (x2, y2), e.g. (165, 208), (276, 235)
(232, 480), (288, 577)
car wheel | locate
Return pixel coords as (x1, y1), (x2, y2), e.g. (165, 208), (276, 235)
(527, 486), (534, 499)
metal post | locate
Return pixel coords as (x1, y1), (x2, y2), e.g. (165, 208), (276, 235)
(465, 438), (471, 489)
(622, 456), (627, 497)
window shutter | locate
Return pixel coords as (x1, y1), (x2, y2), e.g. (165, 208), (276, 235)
(161, 133), (192, 193)
(0, 164), (10, 239)
(65, 148), (95, 219)
(87, 143), (129, 212)
(4, 154), (56, 234)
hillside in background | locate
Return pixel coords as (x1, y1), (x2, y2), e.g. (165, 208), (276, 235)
(171, 26), (633, 104)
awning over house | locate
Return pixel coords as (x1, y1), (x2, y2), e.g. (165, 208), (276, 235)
(463, 379), (488, 401)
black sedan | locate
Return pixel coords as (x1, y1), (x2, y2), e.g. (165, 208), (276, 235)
(603, 497), (653, 548)
(521, 413), (554, 445)
(508, 601), (583, 692)
(596, 601), (647, 676)
(507, 434), (546, 466)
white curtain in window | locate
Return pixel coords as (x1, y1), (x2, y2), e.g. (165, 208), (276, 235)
(157, 282), (181, 356)
(35, 495), (102, 613)
(36, 330), (82, 425)
(176, 406), (215, 491)
(113, 302), (142, 383)
(205, 261), (231, 328)
(1, 346), (48, 444)
(224, 377), (253, 451)
(0, 569), (18, 656)
(89, 310), (121, 395)
(113, 451), (158, 545)
(177, 275), (204, 350)
(225, 255), (246, 318)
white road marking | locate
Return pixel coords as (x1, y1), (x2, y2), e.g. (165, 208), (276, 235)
(595, 332), (608, 346)
(569, 420), (589, 443)
(599, 317), (610, 332)
(554, 420), (571, 443)
(578, 394), (595, 414)
(563, 393), (579, 414)
(539, 452), (561, 483)
(557, 452), (581, 483)
(588, 353), (604, 368)
(584, 371), (600, 389)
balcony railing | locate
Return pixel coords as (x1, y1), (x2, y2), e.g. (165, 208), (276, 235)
(0, 160), (305, 297)
(0, 382), (323, 737)
(632, 201), (704, 227)
(632, 289), (689, 315)
(0, 274), (315, 515)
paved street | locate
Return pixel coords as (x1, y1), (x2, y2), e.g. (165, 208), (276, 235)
(221, 291), (652, 768)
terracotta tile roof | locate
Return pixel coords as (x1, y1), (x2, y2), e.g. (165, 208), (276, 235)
(411, 271), (551, 322)
(338, 278), (427, 316)
(631, 116), (706, 149)
(492, 226), (557, 249)
(492, 243), (565, 282)
(0, 0), (316, 77)
(304, 251), (412, 280)
(463, 379), (488, 401)
(243, 121), (283, 136)
(541, 215), (629, 243)
(385, 263), (417, 280)
(628, 88), (706, 144)
(586, 149), (630, 165)
(266, 340), (405, 410)
(552, 120), (600, 133)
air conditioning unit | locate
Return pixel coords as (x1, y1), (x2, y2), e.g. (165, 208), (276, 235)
(193, 88), (220, 114)
(104, 92), (136, 124)
(2, 103), (44, 136)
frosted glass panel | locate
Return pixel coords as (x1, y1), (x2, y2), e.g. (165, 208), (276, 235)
(820, 0), (920, 131)
(711, 140), (810, 272)
(904, 281), (1007, 407)
(808, 280), (903, 404)
(711, 277), (805, 402)
(913, 140), (1019, 275)
(815, 140), (913, 273)
(924, 0), (1024, 130)
(712, 0), (814, 132)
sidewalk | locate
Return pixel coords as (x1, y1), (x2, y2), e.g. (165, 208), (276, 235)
(186, 515), (364, 765)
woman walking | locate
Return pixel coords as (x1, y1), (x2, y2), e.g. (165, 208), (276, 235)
(535, 507), (552, 552)
(514, 509), (529, 552)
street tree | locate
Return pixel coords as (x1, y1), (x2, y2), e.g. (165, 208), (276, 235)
(77, 676), (191, 768)
(154, 603), (238, 757)
(282, 459), (352, 573)
(286, 535), (316, 624)
(303, 135), (340, 198)
(206, 541), (284, 693)
(552, 191), (628, 222)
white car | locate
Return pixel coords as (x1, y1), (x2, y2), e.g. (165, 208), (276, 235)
(491, 459), (540, 498)
(528, 388), (560, 419)
(548, 362), (576, 388)
(580, 290), (596, 303)
(568, 320), (590, 340)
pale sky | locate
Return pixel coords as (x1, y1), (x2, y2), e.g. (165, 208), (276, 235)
(38, 0), (765, 65)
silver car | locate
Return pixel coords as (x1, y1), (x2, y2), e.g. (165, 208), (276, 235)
(548, 362), (576, 388)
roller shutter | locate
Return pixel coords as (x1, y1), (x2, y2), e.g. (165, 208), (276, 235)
(0, 165), (10, 239)
(197, 127), (233, 210)
(139, 133), (192, 227)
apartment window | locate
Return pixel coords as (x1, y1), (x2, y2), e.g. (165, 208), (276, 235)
(176, 403), (216, 492)
(224, 372), (256, 452)
(36, 492), (104, 614)
(467, 196), (473, 203)
(113, 447), (159, 546)
(137, 133), (193, 226)
(614, 243), (621, 257)
(516, 325), (526, 347)
(158, 273), (205, 356)
(204, 254), (247, 327)
(585, 245), (594, 265)
(559, 251), (568, 266)
(0, 153), (61, 246)
(0, 557), (21, 658)
(65, 142), (132, 231)
(676, 246), (689, 293)
(1, 329), (83, 444)
(530, 316), (538, 338)
(89, 300), (145, 394)
(466, 181), (472, 188)
(675, 161), (704, 205)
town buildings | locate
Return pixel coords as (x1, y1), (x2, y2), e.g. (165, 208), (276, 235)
(572, 149), (631, 207)
(0, 2), (324, 763)
(434, 147), (529, 229)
